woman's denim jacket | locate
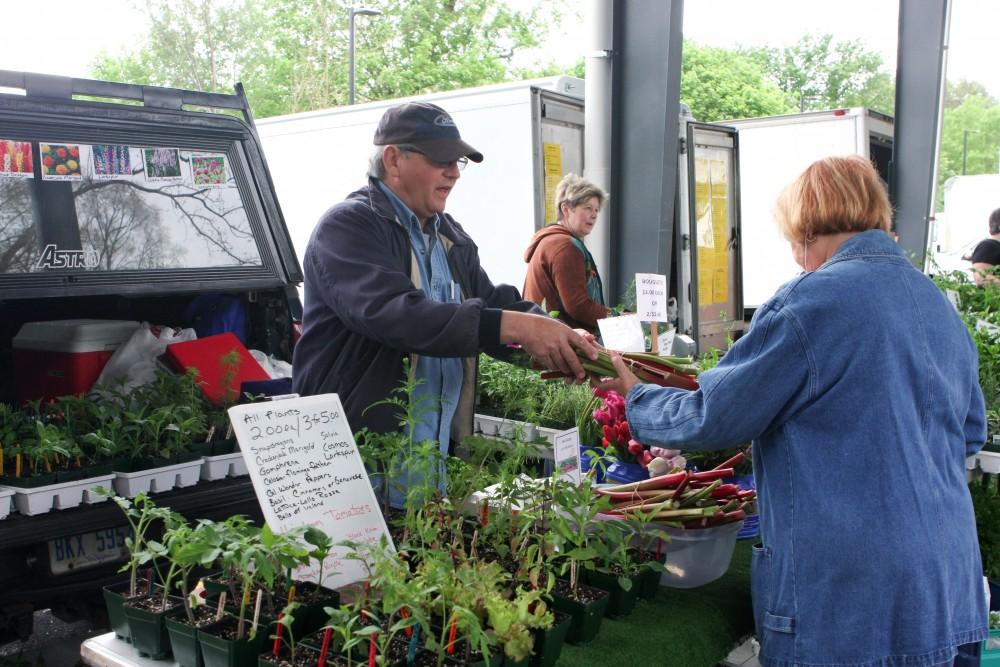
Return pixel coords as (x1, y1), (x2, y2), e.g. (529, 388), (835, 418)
(627, 230), (988, 666)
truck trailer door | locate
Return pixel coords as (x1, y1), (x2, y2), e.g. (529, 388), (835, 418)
(530, 89), (585, 229)
(677, 122), (743, 353)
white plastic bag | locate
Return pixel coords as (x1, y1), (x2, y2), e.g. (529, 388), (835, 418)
(249, 350), (293, 379)
(96, 323), (197, 392)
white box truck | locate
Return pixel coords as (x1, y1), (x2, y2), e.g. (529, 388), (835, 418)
(724, 108), (894, 307)
(929, 174), (1000, 274)
(255, 77), (584, 290)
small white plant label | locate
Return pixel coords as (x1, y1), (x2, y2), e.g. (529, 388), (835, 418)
(229, 393), (393, 590)
(598, 313), (645, 352)
(553, 428), (581, 485)
(657, 328), (677, 356)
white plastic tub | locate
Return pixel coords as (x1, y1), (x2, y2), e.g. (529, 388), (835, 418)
(659, 520), (744, 589)
(979, 451), (1000, 474)
(0, 487), (14, 520)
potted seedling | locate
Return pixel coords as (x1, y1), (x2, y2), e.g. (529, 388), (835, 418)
(311, 603), (365, 667)
(547, 477), (611, 644)
(98, 489), (175, 642)
(332, 537), (430, 667)
(511, 483), (571, 667)
(484, 587), (553, 667)
(160, 519), (228, 667)
(277, 526), (342, 637)
(622, 499), (671, 601)
(586, 519), (644, 618)
(122, 510), (190, 659)
(199, 523), (308, 667)
(359, 365), (442, 516)
(259, 601), (332, 667)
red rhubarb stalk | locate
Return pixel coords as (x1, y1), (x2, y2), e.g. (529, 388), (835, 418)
(670, 471), (691, 501)
(713, 451), (745, 471)
(368, 633), (377, 667)
(709, 484), (742, 498)
(597, 471), (688, 493)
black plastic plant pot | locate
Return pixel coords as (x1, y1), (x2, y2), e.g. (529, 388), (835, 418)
(176, 450), (203, 463)
(103, 580), (143, 642)
(202, 574), (232, 601)
(500, 656), (531, 667)
(529, 610), (571, 667)
(441, 647), (503, 667)
(258, 645), (340, 667)
(190, 440), (214, 457)
(286, 582), (341, 637)
(166, 610), (209, 667)
(550, 583), (609, 645)
(211, 438), (237, 455)
(297, 628), (325, 652)
(586, 570), (641, 618)
(123, 598), (176, 660)
(198, 616), (270, 667)
(637, 552), (667, 601)
(447, 643), (504, 667)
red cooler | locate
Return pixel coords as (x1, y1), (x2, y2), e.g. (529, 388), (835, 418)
(13, 319), (141, 404)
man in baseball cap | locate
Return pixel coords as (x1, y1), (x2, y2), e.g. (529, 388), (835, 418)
(293, 101), (598, 505)
(373, 101), (484, 164)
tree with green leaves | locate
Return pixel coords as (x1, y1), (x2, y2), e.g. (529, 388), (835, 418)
(740, 34), (894, 115)
(945, 79), (997, 111)
(91, 0), (563, 118)
(938, 94), (1000, 185)
(680, 41), (793, 122)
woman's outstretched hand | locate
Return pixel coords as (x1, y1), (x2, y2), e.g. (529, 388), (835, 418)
(590, 351), (641, 395)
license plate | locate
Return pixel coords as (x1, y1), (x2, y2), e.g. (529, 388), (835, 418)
(48, 526), (130, 575)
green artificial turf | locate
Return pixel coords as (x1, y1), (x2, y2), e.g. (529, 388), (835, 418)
(556, 540), (754, 667)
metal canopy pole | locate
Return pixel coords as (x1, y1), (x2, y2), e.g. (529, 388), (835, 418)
(608, 0), (685, 303)
(891, 0), (951, 269)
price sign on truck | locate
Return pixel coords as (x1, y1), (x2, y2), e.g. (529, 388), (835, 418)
(229, 394), (393, 591)
(635, 273), (668, 322)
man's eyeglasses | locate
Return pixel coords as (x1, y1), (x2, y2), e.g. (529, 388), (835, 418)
(401, 146), (468, 171)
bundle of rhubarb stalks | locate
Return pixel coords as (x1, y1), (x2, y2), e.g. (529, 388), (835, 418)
(541, 349), (700, 391)
(595, 452), (754, 528)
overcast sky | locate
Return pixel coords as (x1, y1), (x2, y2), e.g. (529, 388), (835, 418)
(1, 1), (997, 98)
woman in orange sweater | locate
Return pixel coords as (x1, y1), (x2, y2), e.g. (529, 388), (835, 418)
(523, 173), (611, 334)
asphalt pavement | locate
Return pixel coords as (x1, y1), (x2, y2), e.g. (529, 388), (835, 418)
(0, 610), (104, 667)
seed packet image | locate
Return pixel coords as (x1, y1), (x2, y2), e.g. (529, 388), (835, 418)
(190, 154), (228, 186)
(40, 143), (83, 181)
(143, 147), (183, 181)
(92, 144), (134, 179)
(0, 140), (34, 178)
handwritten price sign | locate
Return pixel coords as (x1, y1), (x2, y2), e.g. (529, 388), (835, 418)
(635, 273), (668, 322)
(229, 394), (393, 590)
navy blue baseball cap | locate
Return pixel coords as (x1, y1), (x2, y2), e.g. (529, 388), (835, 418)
(373, 102), (484, 163)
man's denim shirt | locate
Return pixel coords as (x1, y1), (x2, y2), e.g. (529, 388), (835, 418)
(377, 181), (462, 503)
(627, 230), (987, 666)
